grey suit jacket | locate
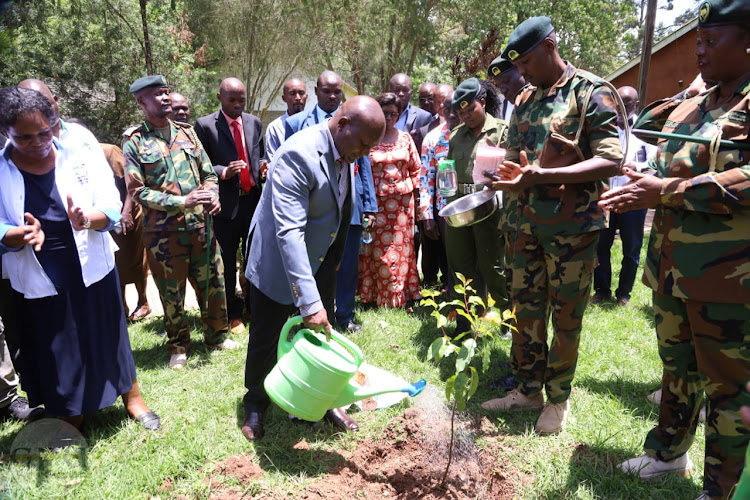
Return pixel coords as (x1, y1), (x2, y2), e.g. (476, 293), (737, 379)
(245, 123), (353, 307)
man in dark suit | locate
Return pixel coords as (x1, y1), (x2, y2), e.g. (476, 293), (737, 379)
(240, 96), (385, 441)
(194, 78), (264, 336)
(285, 70), (377, 332)
(389, 73), (433, 152)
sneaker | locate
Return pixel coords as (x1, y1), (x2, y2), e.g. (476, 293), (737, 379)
(646, 388), (661, 405)
(619, 453), (693, 478)
(338, 321), (362, 333)
(481, 389), (544, 412)
(210, 338), (241, 350)
(535, 400), (569, 434)
(169, 353), (187, 369)
(0, 397), (45, 421)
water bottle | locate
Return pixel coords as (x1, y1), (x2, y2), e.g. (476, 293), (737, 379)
(437, 159), (457, 197)
(360, 215), (373, 255)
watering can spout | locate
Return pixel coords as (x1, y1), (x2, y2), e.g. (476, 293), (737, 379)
(331, 378), (427, 409)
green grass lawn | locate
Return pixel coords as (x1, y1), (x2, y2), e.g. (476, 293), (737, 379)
(0, 235), (707, 499)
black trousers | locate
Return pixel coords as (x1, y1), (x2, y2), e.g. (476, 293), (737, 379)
(242, 243), (339, 413)
(214, 190), (260, 320)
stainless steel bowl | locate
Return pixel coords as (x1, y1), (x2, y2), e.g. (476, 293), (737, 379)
(439, 189), (501, 227)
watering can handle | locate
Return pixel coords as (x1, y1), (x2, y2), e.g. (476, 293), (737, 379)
(277, 315), (305, 360)
(277, 316), (364, 367)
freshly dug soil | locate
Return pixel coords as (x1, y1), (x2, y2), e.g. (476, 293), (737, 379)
(202, 407), (521, 499)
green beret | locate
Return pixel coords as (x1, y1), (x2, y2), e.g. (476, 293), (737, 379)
(502, 16), (554, 62)
(129, 75), (167, 94)
(698, 0), (750, 27)
(452, 78), (480, 110)
(488, 56), (514, 78)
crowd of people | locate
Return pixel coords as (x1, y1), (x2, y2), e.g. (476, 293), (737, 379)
(0, 0), (748, 498)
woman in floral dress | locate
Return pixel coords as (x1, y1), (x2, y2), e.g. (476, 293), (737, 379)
(358, 92), (421, 307)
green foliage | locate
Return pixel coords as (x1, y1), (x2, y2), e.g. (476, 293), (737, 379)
(422, 272), (514, 411)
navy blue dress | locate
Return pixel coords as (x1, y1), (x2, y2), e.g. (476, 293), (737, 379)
(16, 167), (137, 416)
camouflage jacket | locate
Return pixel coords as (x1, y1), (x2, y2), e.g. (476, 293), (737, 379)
(507, 63), (622, 235)
(641, 77), (750, 303)
(123, 120), (218, 232)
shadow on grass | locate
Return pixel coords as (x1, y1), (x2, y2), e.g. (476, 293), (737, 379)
(541, 441), (703, 499)
(575, 376), (660, 421)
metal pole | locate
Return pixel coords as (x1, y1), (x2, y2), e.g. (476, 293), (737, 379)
(637, 0), (658, 111)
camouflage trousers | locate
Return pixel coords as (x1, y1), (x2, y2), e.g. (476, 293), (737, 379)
(511, 230), (598, 403)
(644, 293), (750, 499)
(143, 228), (228, 354)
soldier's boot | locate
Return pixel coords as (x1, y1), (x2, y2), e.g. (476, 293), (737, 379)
(619, 453), (693, 478)
(535, 400), (569, 434)
(481, 389), (544, 412)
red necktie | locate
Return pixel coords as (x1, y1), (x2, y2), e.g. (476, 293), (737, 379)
(232, 120), (253, 191)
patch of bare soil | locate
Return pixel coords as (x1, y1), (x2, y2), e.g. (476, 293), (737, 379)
(206, 408), (522, 499)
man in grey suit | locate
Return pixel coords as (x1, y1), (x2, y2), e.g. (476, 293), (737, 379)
(240, 96), (385, 442)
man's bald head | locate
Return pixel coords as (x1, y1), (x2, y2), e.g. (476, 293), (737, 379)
(169, 92), (191, 123)
(217, 77), (246, 120)
(617, 85), (639, 126)
(389, 73), (413, 112)
(329, 95), (385, 163)
(282, 78), (307, 115)
(315, 71), (343, 114)
(19, 79), (58, 112)
(19, 78), (61, 136)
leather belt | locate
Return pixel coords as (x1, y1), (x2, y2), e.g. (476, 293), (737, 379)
(457, 183), (477, 195)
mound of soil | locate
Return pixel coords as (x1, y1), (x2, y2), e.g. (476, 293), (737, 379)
(204, 407), (520, 499)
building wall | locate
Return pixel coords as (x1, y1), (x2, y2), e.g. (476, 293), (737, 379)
(610, 28), (698, 106)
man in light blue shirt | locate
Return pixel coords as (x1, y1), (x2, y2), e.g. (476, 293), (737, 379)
(265, 78), (307, 162)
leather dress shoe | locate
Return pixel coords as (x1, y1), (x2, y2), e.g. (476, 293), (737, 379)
(241, 411), (264, 441)
(324, 407), (359, 432)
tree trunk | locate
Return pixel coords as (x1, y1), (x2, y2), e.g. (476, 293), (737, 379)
(139, 0), (153, 74)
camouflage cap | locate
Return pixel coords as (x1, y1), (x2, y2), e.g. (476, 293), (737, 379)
(129, 75), (167, 94)
(698, 0), (750, 27)
(501, 16), (554, 62)
(452, 78), (480, 110)
(488, 56), (514, 78)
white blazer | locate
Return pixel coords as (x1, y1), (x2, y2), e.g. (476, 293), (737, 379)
(0, 123), (122, 298)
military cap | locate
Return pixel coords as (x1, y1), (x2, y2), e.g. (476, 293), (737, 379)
(129, 75), (168, 94)
(452, 78), (480, 110)
(501, 16), (554, 62)
(488, 56), (514, 78)
(698, 0), (750, 27)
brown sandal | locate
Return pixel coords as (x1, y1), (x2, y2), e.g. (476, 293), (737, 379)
(128, 305), (151, 322)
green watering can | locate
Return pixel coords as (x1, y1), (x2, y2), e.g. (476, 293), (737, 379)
(264, 316), (427, 422)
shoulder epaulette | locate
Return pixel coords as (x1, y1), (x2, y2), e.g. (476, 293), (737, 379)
(122, 124), (142, 138)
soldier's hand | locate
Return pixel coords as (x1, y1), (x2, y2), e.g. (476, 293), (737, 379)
(598, 167), (662, 213)
(490, 151), (539, 192)
(223, 160), (246, 179)
(303, 309), (332, 342)
(22, 213), (45, 252)
(185, 189), (215, 208)
(207, 193), (221, 216)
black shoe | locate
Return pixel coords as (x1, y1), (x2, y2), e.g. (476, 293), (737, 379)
(0, 397), (45, 422)
(344, 321), (362, 333)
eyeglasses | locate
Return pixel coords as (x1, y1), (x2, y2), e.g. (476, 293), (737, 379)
(383, 112), (400, 118)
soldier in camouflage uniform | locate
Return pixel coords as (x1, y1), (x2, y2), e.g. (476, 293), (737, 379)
(481, 17), (623, 435)
(602, 2), (750, 497)
(123, 75), (236, 370)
